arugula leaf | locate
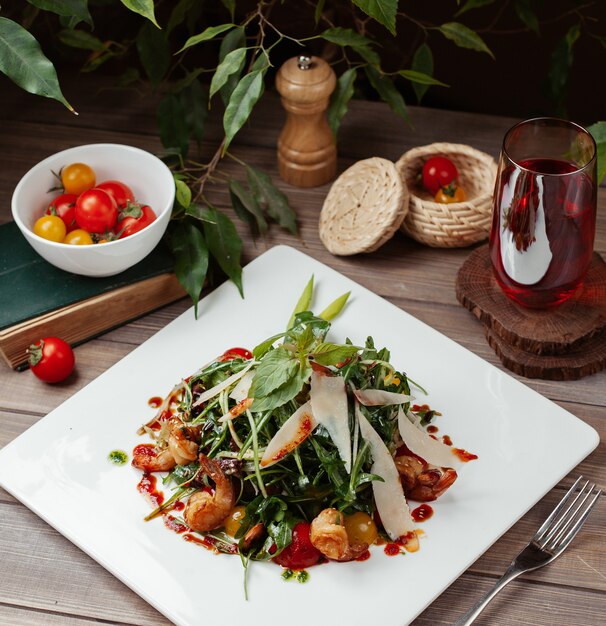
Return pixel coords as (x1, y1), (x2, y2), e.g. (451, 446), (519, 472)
(249, 348), (299, 399)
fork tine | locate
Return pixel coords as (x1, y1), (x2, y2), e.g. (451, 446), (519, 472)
(548, 488), (602, 552)
(534, 476), (584, 541)
(542, 482), (595, 548)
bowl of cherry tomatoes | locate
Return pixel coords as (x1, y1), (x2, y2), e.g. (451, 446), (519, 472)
(396, 143), (498, 248)
(12, 143), (175, 277)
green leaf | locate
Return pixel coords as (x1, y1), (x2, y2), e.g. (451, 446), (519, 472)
(229, 178), (268, 234)
(364, 65), (410, 124)
(398, 69), (448, 87)
(210, 47), (247, 101)
(411, 43), (433, 103)
(221, 0), (235, 19)
(157, 93), (189, 156)
(175, 179), (191, 208)
(116, 67), (140, 87)
(177, 23), (235, 53)
(246, 166), (297, 235)
(320, 27), (374, 49)
(27, 0), (92, 26)
(438, 22), (494, 59)
(514, 0), (540, 35)
(455, 0), (496, 17)
(179, 78), (207, 146)
(311, 343), (360, 367)
(588, 122), (606, 185)
(251, 364), (311, 413)
(168, 221), (209, 317)
(319, 291), (350, 321)
(328, 68), (356, 136)
(170, 67), (205, 93)
(58, 29), (105, 51)
(547, 23), (580, 115)
(137, 21), (170, 87)
(199, 205), (243, 296)
(223, 70), (265, 151)
(0, 18), (74, 112)
(315, 0), (326, 24)
(287, 275), (314, 330)
(352, 0), (397, 35)
(252, 331), (288, 361)
(249, 349), (299, 399)
(167, 0), (195, 34)
(219, 27), (246, 106)
(120, 0), (159, 28)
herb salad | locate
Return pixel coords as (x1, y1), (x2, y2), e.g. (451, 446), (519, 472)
(131, 277), (475, 586)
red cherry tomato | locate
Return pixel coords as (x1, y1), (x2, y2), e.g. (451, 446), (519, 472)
(96, 180), (135, 210)
(28, 337), (75, 383)
(422, 156), (459, 195)
(45, 193), (78, 232)
(272, 522), (322, 569)
(75, 189), (118, 233)
(116, 205), (157, 239)
(219, 347), (253, 361)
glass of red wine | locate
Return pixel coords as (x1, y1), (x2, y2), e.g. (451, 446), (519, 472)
(489, 117), (597, 308)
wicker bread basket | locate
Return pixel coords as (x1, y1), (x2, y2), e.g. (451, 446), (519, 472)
(396, 142), (498, 248)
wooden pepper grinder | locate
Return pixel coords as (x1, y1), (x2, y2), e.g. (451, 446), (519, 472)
(276, 55), (337, 188)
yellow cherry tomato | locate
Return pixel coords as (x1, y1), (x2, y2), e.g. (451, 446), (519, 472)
(33, 215), (66, 242)
(64, 229), (93, 245)
(223, 505), (247, 537)
(344, 511), (378, 546)
(61, 162), (96, 195)
(434, 184), (466, 204)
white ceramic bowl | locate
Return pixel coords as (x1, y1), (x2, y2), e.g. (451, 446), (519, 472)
(12, 143), (175, 277)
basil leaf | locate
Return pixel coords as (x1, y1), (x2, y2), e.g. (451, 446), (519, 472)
(229, 179), (268, 234)
(201, 205), (243, 297)
(120, 0), (159, 28)
(411, 42), (433, 103)
(251, 364), (311, 413)
(352, 0), (397, 35)
(246, 165), (297, 235)
(223, 69), (265, 151)
(364, 65), (410, 124)
(252, 331), (288, 360)
(178, 23), (235, 53)
(311, 343), (360, 367)
(438, 22), (495, 59)
(328, 68), (356, 136)
(0, 18), (74, 112)
(249, 349), (299, 399)
(168, 221), (209, 317)
(157, 93), (189, 156)
(137, 21), (170, 87)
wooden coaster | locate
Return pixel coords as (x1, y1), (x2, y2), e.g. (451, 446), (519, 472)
(456, 244), (606, 380)
(319, 157), (408, 256)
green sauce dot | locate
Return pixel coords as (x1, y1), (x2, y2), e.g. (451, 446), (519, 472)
(108, 450), (128, 465)
(281, 569), (294, 581)
(296, 570), (309, 583)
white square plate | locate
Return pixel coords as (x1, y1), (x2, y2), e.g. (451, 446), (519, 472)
(0, 246), (599, 626)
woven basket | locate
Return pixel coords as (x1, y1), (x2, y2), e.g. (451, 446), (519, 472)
(396, 143), (498, 248)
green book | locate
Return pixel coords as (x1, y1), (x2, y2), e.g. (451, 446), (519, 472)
(0, 221), (184, 368)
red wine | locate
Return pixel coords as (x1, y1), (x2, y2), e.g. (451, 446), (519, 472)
(490, 157), (596, 308)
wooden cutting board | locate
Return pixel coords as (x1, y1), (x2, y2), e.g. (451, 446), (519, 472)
(456, 245), (606, 380)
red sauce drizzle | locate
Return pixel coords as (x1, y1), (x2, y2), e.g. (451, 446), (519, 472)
(164, 515), (188, 534)
(427, 425), (438, 434)
(453, 448), (478, 462)
(355, 549), (371, 561)
(137, 473), (164, 508)
(384, 543), (401, 556)
(442, 435), (453, 446)
(183, 533), (215, 551)
(411, 403), (430, 412)
(173, 500), (185, 511)
(148, 396), (163, 409)
(412, 504), (434, 522)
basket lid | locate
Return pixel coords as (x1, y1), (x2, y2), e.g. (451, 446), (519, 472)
(319, 157), (409, 256)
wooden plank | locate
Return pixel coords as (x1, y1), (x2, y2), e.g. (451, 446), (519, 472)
(0, 604), (134, 626)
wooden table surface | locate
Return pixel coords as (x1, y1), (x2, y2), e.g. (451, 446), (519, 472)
(0, 78), (604, 626)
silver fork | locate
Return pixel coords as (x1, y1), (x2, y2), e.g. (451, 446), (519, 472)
(452, 476), (602, 626)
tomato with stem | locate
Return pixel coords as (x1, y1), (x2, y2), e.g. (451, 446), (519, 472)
(28, 337), (75, 383)
(116, 204), (156, 238)
(45, 193), (78, 232)
(434, 183), (466, 204)
(422, 156), (458, 195)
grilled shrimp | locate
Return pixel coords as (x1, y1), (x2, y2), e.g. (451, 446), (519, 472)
(395, 455), (457, 502)
(168, 419), (200, 466)
(131, 444), (176, 472)
(184, 454), (235, 532)
(310, 508), (367, 562)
